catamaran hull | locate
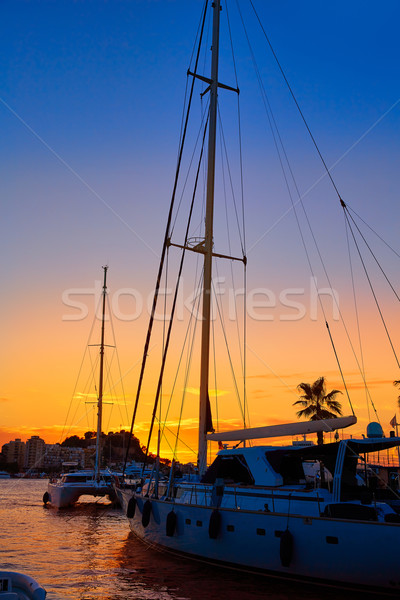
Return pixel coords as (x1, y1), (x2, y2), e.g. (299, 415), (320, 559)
(117, 488), (400, 593)
(47, 482), (116, 508)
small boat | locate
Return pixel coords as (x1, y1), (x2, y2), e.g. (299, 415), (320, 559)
(115, 0), (400, 594)
(45, 267), (119, 508)
(0, 571), (46, 600)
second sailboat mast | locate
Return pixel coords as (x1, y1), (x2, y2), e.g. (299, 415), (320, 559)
(95, 265), (108, 482)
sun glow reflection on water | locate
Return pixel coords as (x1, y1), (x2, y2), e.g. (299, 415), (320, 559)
(0, 479), (371, 600)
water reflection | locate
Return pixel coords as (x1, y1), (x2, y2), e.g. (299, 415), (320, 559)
(117, 532), (370, 600)
(0, 480), (376, 600)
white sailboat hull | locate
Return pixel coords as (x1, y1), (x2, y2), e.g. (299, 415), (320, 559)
(117, 486), (400, 593)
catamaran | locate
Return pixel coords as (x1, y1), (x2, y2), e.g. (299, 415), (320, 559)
(116, 0), (400, 593)
(45, 267), (118, 508)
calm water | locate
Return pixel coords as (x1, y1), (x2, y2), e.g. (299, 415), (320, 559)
(0, 479), (372, 600)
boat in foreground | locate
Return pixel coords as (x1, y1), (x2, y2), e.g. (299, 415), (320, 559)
(117, 427), (400, 593)
(0, 571), (46, 600)
(116, 0), (400, 593)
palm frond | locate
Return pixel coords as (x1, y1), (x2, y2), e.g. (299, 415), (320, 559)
(293, 399), (309, 408)
(318, 409), (342, 420)
(311, 377), (326, 398)
(297, 383), (313, 398)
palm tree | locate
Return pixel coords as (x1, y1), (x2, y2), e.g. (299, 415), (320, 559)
(294, 376), (343, 445)
(394, 380), (400, 406)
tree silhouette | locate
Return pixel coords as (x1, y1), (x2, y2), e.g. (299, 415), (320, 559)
(294, 376), (343, 445)
(394, 380), (400, 407)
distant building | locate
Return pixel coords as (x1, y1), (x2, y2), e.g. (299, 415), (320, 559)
(25, 435), (46, 470)
(43, 444), (62, 470)
(43, 445), (85, 471)
(2, 438), (25, 468)
(61, 446), (85, 468)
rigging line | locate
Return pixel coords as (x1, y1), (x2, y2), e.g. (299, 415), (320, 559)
(177, 76), (190, 160)
(156, 416), (197, 456)
(250, 58), (382, 415)
(161, 190), (205, 450)
(161, 245), (204, 444)
(242, 31), (356, 416)
(162, 233), (205, 453)
(69, 327), (104, 441)
(243, 263), (249, 430)
(171, 97), (210, 235)
(123, 1), (208, 473)
(212, 301), (219, 432)
(170, 274), (203, 460)
(344, 216), (371, 422)
(201, 2), (213, 92)
(219, 128), (245, 381)
(227, 4), (248, 422)
(218, 119), (246, 417)
(59, 294), (101, 444)
(293, 207), (387, 415)
(163, 293), (203, 462)
(218, 106), (245, 254)
(87, 347), (100, 396)
(226, 0), (247, 253)
(347, 205), (400, 260)
(344, 209), (400, 370)
(345, 206), (400, 303)
(159, 267), (202, 448)
(226, 0), (239, 87)
(159, 245), (170, 442)
(283, 177), (355, 414)
(177, 0), (208, 155)
(246, 96), (400, 256)
(247, 0), (343, 203)
(325, 322), (355, 417)
(211, 270), (246, 423)
(105, 285), (128, 425)
(61, 405), (98, 444)
(248, 341), (354, 433)
(61, 347), (92, 443)
(237, 93), (246, 253)
(158, 426), (175, 460)
(143, 122), (208, 469)
(104, 355), (128, 428)
(210, 268), (219, 428)
(173, 280), (203, 454)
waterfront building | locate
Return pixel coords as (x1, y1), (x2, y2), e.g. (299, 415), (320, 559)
(1, 438), (26, 468)
(24, 435), (46, 470)
(61, 446), (85, 468)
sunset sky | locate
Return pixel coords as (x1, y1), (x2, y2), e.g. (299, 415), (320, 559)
(2, 1), (400, 463)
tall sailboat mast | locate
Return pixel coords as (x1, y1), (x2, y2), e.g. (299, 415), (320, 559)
(198, 0), (221, 476)
(95, 265), (108, 483)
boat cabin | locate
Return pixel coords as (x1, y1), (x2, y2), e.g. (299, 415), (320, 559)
(202, 438), (400, 503)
